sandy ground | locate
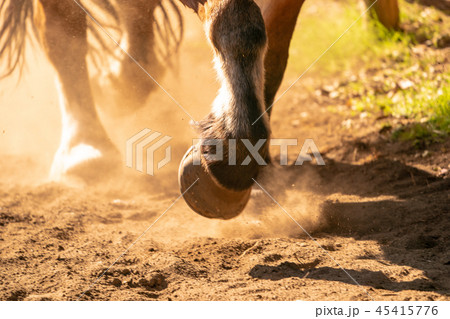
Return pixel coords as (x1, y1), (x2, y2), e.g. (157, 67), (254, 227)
(0, 2), (449, 301)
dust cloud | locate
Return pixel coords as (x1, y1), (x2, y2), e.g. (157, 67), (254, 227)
(0, 7), (325, 241)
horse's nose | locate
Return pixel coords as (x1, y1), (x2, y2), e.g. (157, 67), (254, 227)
(178, 144), (251, 220)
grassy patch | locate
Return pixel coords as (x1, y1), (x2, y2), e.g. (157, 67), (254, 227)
(391, 85), (450, 146)
(287, 0), (449, 145)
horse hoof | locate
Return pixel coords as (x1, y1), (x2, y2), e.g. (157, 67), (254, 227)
(178, 145), (251, 220)
(50, 143), (121, 184)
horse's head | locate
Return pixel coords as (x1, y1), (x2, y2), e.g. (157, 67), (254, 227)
(179, 0), (269, 219)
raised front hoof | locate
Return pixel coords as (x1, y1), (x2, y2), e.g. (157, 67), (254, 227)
(178, 146), (251, 220)
(50, 144), (121, 185)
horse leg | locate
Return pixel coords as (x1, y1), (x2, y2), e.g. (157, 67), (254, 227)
(39, 0), (119, 182)
(179, 0), (270, 219)
(367, 0), (400, 30)
(256, 0), (305, 115)
(111, 0), (162, 109)
(259, 0), (399, 113)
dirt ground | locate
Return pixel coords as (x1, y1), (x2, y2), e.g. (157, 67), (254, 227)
(0, 2), (449, 301)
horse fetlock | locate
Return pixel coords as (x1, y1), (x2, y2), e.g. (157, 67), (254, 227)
(203, 141), (267, 191)
(197, 113), (269, 190)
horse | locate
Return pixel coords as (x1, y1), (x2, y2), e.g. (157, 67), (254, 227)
(0, 0), (399, 219)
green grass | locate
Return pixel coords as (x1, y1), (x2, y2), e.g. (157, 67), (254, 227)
(288, 1), (377, 76)
(286, 0), (450, 145)
(391, 84), (450, 145)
